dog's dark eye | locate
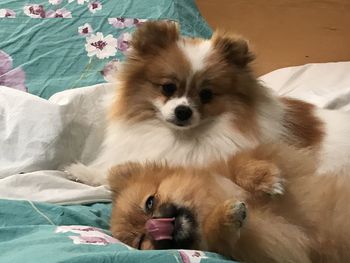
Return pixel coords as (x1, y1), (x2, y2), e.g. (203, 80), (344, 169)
(199, 89), (213, 104)
(161, 83), (177, 97)
(145, 195), (155, 213)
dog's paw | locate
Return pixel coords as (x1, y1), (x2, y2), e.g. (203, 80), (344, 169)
(65, 163), (106, 186)
(237, 160), (285, 196)
(269, 178), (285, 195)
(254, 162), (285, 196)
(62, 169), (82, 183)
(222, 199), (247, 228)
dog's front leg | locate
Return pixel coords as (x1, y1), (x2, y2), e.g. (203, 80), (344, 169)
(202, 199), (246, 258)
(224, 155), (285, 196)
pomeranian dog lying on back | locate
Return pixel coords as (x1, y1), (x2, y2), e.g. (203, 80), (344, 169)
(108, 144), (350, 263)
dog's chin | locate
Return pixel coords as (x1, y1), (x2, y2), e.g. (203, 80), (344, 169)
(163, 119), (200, 131)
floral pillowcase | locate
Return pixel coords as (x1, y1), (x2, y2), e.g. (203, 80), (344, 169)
(0, 0), (211, 98)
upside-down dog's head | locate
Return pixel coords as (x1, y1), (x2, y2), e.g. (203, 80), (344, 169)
(108, 162), (246, 251)
(108, 163), (203, 250)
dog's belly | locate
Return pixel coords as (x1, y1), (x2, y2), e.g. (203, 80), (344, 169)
(316, 108), (350, 173)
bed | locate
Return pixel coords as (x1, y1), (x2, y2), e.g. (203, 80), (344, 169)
(2, 61), (350, 263)
(1, 0), (350, 262)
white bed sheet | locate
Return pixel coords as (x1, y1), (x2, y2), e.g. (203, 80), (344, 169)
(0, 62), (349, 204)
(0, 84), (113, 204)
(260, 61), (350, 111)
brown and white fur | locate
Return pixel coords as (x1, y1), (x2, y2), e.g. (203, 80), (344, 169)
(108, 144), (350, 263)
(67, 21), (350, 186)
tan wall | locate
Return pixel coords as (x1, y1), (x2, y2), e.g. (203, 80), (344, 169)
(196, 0), (350, 75)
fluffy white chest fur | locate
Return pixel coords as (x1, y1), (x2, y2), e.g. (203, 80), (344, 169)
(68, 114), (260, 186)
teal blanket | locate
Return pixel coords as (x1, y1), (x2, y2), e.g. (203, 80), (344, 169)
(0, 199), (236, 263)
(0, 0), (211, 98)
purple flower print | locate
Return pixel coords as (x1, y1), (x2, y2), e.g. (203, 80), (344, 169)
(117, 32), (132, 53)
(133, 18), (148, 27)
(56, 225), (125, 246)
(46, 8), (72, 18)
(0, 50), (27, 92)
(179, 250), (208, 263)
(108, 18), (147, 29)
(56, 226), (100, 233)
(69, 235), (115, 245)
(78, 23), (93, 36)
(101, 59), (120, 82)
(88, 1), (102, 13)
(108, 18), (134, 29)
(85, 32), (118, 59)
(23, 5), (45, 18)
(0, 9), (16, 18)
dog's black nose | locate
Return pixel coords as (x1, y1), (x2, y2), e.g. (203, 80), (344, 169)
(175, 105), (193, 121)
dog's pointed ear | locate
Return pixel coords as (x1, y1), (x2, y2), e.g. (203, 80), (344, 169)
(212, 31), (255, 68)
(108, 162), (142, 194)
(131, 20), (180, 55)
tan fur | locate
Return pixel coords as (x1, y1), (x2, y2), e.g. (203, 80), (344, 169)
(211, 30), (255, 68)
(109, 144), (350, 262)
(281, 97), (325, 147)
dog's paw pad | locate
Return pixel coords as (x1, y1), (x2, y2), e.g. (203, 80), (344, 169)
(223, 200), (247, 228)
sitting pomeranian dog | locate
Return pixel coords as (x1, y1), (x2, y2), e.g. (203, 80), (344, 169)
(108, 144), (350, 263)
(67, 21), (350, 186)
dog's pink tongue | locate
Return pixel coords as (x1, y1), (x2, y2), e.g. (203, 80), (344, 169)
(146, 218), (175, 241)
